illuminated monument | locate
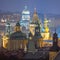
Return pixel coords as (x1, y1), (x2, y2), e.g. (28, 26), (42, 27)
(41, 17), (50, 40)
(20, 6), (30, 30)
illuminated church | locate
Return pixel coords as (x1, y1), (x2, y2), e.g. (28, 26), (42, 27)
(2, 6), (51, 51)
(20, 6), (50, 41)
(20, 6), (30, 33)
(2, 21), (43, 51)
(29, 8), (50, 40)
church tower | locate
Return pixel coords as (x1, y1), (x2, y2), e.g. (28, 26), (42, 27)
(20, 6), (30, 38)
(20, 6), (30, 29)
(32, 8), (39, 24)
(41, 15), (50, 40)
(29, 8), (40, 36)
(44, 17), (49, 33)
(49, 30), (59, 60)
(53, 29), (58, 47)
(33, 22), (43, 48)
(35, 23), (40, 36)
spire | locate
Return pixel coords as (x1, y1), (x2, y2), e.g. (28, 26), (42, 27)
(32, 8), (39, 23)
(55, 28), (56, 33)
(44, 14), (46, 19)
(34, 8), (37, 14)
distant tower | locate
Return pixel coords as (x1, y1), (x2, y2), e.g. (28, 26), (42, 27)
(32, 8), (39, 23)
(53, 29), (58, 47)
(15, 22), (21, 32)
(20, 6), (30, 29)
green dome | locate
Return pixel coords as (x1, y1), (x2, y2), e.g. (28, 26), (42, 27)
(10, 31), (27, 40)
(16, 22), (20, 26)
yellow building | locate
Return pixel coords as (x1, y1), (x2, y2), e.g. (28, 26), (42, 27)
(41, 18), (50, 40)
(3, 22), (28, 52)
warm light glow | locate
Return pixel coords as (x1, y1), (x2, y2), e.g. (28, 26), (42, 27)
(2, 36), (8, 48)
(45, 27), (49, 32)
(41, 32), (50, 40)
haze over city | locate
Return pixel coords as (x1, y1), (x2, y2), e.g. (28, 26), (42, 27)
(0, 0), (60, 37)
(0, 0), (60, 14)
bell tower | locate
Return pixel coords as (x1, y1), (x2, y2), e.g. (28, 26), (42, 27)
(53, 29), (58, 47)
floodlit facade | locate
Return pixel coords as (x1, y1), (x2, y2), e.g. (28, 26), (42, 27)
(20, 6), (30, 29)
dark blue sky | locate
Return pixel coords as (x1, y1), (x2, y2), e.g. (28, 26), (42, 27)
(0, 0), (60, 14)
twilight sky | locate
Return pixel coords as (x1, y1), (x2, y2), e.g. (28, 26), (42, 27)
(0, 0), (60, 37)
(0, 0), (60, 14)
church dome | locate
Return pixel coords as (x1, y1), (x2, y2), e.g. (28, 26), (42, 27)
(22, 6), (30, 14)
(10, 31), (27, 40)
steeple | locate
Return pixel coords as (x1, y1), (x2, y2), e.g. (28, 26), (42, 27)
(32, 8), (39, 23)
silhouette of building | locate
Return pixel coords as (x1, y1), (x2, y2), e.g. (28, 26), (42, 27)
(49, 30), (60, 60)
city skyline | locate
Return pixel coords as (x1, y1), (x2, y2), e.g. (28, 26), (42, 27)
(0, 1), (60, 60)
